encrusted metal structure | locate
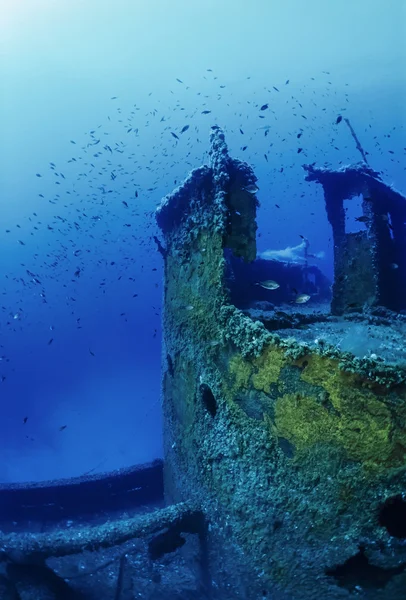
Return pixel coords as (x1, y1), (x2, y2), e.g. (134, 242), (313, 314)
(155, 128), (406, 599)
(304, 163), (406, 315)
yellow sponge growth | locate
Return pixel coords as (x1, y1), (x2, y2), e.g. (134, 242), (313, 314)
(274, 354), (406, 468)
(251, 347), (286, 393)
(228, 347), (286, 395)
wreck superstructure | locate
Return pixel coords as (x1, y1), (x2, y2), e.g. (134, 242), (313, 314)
(155, 127), (406, 599)
(304, 162), (406, 315)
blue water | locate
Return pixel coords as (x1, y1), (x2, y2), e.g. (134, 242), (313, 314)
(0, 0), (404, 483)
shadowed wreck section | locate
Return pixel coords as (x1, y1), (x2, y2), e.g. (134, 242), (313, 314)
(156, 127), (406, 599)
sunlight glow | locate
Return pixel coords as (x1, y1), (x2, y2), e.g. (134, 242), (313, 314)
(0, 0), (58, 34)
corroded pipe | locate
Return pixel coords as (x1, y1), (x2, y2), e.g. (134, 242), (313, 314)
(0, 501), (200, 561)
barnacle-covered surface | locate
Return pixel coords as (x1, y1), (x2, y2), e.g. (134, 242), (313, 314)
(157, 129), (406, 599)
(0, 499), (210, 599)
(0, 463), (215, 600)
(303, 162), (406, 206)
(247, 305), (406, 368)
(303, 162), (406, 250)
(303, 162), (406, 314)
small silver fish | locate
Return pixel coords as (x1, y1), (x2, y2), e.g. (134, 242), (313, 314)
(243, 183), (259, 194)
(295, 294), (311, 304)
(256, 280), (280, 290)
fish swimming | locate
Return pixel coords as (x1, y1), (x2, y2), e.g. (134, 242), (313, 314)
(295, 294), (311, 304)
(242, 183), (259, 194)
(255, 280), (280, 290)
(258, 239), (325, 265)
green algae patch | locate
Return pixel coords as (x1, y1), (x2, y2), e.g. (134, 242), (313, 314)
(226, 348), (406, 469)
(228, 354), (253, 391)
(272, 352), (406, 468)
(166, 357), (198, 430)
(273, 392), (393, 466)
(251, 347), (287, 393)
(227, 345), (286, 397)
(274, 393), (335, 449)
(297, 354), (359, 392)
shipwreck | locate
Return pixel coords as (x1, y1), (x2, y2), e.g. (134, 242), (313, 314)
(1, 127), (406, 599)
(154, 126), (406, 599)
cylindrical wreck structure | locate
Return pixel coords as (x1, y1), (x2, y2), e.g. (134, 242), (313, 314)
(155, 127), (406, 599)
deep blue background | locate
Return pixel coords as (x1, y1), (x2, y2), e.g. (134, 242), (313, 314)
(0, 0), (404, 481)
